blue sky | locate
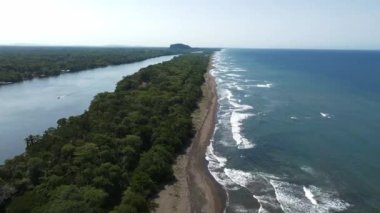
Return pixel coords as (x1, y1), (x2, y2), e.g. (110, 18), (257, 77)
(0, 0), (379, 49)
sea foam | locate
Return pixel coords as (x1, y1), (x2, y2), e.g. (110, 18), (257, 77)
(224, 168), (253, 187)
(300, 165), (315, 175)
(206, 140), (227, 168)
(255, 83), (272, 88)
(229, 100), (253, 111)
(223, 168), (283, 212)
(320, 112), (332, 119)
(206, 143), (239, 191)
(226, 73), (241, 77)
(207, 49), (351, 213)
(270, 180), (350, 213)
(220, 76), (255, 149)
(232, 67), (246, 72)
(303, 186), (318, 205)
(230, 111), (255, 149)
(228, 97), (255, 149)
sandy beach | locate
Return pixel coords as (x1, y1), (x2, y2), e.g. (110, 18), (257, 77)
(154, 54), (226, 213)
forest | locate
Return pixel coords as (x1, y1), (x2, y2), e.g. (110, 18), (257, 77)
(0, 53), (210, 212)
(0, 46), (185, 83)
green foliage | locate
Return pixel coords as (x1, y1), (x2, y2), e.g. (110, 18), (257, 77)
(41, 185), (106, 213)
(0, 53), (210, 212)
(0, 46), (184, 83)
(116, 191), (149, 213)
(6, 191), (43, 213)
(27, 157), (45, 185)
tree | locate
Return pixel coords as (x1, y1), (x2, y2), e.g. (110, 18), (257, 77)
(1, 53), (211, 211)
(116, 190), (149, 213)
(37, 185), (107, 213)
(25, 135), (41, 148)
(73, 143), (99, 164)
(27, 157), (45, 185)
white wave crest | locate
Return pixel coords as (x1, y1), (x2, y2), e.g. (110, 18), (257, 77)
(229, 100), (254, 111)
(208, 50), (349, 213)
(270, 180), (350, 213)
(253, 195), (278, 213)
(255, 83), (272, 88)
(320, 112), (332, 119)
(224, 168), (253, 187)
(226, 73), (241, 77)
(220, 89), (233, 102)
(303, 186), (318, 205)
(300, 166), (315, 175)
(223, 169), (283, 212)
(226, 82), (245, 91)
(206, 147), (238, 190)
(206, 141), (227, 168)
(230, 111), (255, 149)
(232, 67), (246, 72)
(235, 85), (244, 91)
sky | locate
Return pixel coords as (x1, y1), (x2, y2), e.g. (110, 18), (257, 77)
(0, 0), (379, 49)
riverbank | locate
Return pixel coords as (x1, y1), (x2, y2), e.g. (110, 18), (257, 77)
(0, 82), (12, 85)
(0, 55), (176, 163)
(1, 54), (210, 211)
(154, 54), (226, 212)
(0, 46), (179, 84)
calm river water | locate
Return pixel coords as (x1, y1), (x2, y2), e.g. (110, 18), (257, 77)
(0, 55), (175, 163)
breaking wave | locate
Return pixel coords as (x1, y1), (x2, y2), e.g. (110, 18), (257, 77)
(255, 83), (272, 88)
(271, 180), (350, 213)
(230, 111), (255, 149)
(207, 50), (350, 213)
(304, 186), (318, 205)
(320, 112), (333, 119)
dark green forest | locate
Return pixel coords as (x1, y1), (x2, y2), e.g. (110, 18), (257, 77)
(0, 53), (210, 212)
(0, 46), (184, 83)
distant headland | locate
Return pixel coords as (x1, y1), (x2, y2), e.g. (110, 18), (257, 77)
(169, 43), (192, 50)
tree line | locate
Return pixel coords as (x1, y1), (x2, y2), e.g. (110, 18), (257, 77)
(0, 53), (211, 212)
(0, 46), (186, 83)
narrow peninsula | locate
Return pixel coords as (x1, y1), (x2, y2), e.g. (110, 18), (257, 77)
(0, 52), (225, 213)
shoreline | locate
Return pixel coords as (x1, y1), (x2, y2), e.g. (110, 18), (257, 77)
(154, 54), (226, 212)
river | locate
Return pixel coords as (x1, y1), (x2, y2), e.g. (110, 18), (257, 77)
(0, 55), (176, 163)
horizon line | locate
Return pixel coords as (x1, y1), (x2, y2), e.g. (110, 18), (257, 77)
(0, 43), (379, 51)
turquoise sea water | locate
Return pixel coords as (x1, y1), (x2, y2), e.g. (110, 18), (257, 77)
(207, 49), (380, 212)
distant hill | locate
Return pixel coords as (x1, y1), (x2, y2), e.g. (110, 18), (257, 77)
(169, 43), (192, 49)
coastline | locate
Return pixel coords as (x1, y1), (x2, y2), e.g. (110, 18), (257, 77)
(154, 54), (226, 212)
(0, 82), (13, 86)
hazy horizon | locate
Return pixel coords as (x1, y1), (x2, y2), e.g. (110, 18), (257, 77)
(3, 44), (380, 52)
(1, 0), (379, 50)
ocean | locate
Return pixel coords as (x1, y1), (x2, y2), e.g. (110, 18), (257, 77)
(207, 49), (380, 212)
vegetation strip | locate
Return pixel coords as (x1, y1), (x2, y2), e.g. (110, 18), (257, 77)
(0, 53), (210, 212)
(0, 46), (182, 83)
